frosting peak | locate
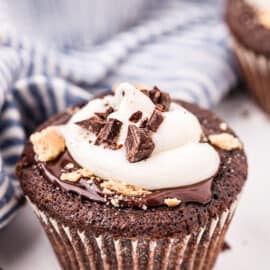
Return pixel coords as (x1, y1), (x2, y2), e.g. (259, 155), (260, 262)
(63, 83), (220, 190)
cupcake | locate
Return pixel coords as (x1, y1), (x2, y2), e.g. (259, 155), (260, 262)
(16, 83), (247, 270)
(226, 0), (270, 114)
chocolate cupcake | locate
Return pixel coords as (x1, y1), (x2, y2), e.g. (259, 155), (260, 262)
(16, 83), (247, 270)
(226, 0), (270, 114)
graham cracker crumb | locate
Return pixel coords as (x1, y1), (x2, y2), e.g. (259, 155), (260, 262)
(209, 133), (242, 151)
(164, 198), (181, 207)
(101, 180), (151, 197)
(78, 168), (93, 178)
(219, 122), (227, 131)
(64, 163), (74, 170)
(60, 168), (93, 182)
(30, 126), (65, 162)
(60, 171), (81, 182)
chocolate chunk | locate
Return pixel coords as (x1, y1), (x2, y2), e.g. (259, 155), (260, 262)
(149, 86), (171, 112)
(95, 118), (122, 148)
(147, 110), (164, 132)
(149, 87), (161, 104)
(129, 111), (143, 123)
(75, 116), (105, 135)
(159, 91), (171, 111)
(95, 106), (114, 120)
(125, 125), (155, 163)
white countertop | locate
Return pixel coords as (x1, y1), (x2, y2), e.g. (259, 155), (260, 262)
(0, 91), (269, 270)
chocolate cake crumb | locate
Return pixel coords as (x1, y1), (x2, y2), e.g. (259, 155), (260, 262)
(95, 106), (114, 120)
(75, 116), (105, 135)
(125, 125), (155, 163)
(95, 118), (122, 148)
(147, 109), (164, 132)
(222, 241), (231, 252)
(129, 111), (143, 123)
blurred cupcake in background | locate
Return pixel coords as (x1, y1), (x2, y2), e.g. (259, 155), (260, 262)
(226, 0), (270, 114)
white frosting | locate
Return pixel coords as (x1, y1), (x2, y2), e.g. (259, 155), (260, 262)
(63, 83), (220, 190)
(246, 0), (270, 9)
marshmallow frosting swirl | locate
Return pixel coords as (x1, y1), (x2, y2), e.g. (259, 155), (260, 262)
(64, 83), (220, 190)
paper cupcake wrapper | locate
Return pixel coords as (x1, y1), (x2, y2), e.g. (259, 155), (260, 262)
(232, 38), (270, 114)
(28, 198), (238, 270)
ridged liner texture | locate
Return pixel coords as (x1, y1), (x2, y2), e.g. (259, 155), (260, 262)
(232, 38), (270, 114)
(27, 197), (238, 270)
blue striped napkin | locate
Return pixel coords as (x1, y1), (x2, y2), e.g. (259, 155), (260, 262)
(0, 0), (237, 229)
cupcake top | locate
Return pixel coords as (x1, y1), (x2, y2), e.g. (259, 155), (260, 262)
(226, 0), (270, 56)
(26, 83), (243, 209)
(17, 84), (247, 236)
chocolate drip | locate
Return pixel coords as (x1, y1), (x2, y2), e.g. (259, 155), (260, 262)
(37, 149), (214, 208)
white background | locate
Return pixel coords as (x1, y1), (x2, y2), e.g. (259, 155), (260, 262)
(0, 92), (269, 270)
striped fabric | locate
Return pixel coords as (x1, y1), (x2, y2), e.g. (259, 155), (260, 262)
(0, 0), (237, 229)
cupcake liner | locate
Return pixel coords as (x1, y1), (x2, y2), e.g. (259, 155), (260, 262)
(27, 198), (238, 270)
(232, 38), (270, 114)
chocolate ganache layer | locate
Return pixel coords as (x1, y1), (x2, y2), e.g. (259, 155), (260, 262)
(23, 99), (218, 209)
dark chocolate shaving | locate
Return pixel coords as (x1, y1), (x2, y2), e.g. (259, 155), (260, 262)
(75, 116), (105, 135)
(147, 109), (164, 132)
(125, 125), (155, 163)
(129, 111), (143, 123)
(95, 106), (114, 120)
(95, 118), (122, 148)
(149, 86), (171, 112)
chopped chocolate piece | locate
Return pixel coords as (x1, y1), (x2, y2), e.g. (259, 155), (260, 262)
(125, 125), (155, 163)
(139, 117), (148, 128)
(149, 86), (171, 111)
(149, 86), (161, 104)
(95, 106), (114, 120)
(75, 116), (105, 135)
(147, 110), (164, 132)
(159, 91), (171, 111)
(95, 118), (122, 148)
(129, 111), (143, 123)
